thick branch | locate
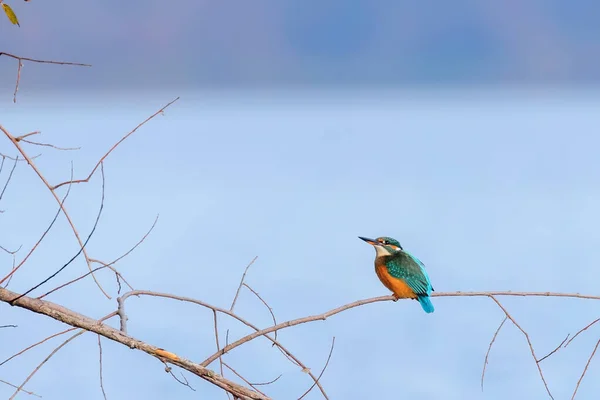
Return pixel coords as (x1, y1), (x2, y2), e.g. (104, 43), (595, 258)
(0, 287), (267, 400)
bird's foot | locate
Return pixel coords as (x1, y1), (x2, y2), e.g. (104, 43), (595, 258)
(392, 295), (400, 302)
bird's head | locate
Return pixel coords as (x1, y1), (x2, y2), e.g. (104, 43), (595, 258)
(359, 236), (403, 257)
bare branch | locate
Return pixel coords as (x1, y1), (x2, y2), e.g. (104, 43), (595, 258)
(243, 283), (277, 341)
(538, 334), (570, 363)
(249, 374), (282, 387)
(0, 155), (17, 202)
(566, 318), (600, 347)
(488, 296), (553, 399)
(222, 362), (268, 398)
(0, 287), (268, 400)
(212, 309), (228, 399)
(98, 335), (108, 400)
(118, 290), (326, 398)
(9, 162), (105, 302)
(52, 98), (180, 190)
(0, 52), (91, 66)
(0, 52), (91, 103)
(0, 125), (109, 297)
(162, 362), (196, 391)
(19, 138), (81, 151)
(36, 211), (157, 299)
(0, 327), (77, 366)
(571, 338), (600, 400)
(0, 379), (41, 398)
(10, 328), (87, 399)
(298, 337), (335, 400)
(230, 256), (258, 312)
(0, 166), (74, 284)
(481, 316), (507, 390)
(0, 244), (22, 255)
(35, 211), (157, 299)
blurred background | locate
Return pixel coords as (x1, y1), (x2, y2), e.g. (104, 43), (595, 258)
(1, 1), (599, 89)
(2, 2), (600, 400)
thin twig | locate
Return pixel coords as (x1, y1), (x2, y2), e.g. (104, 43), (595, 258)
(481, 316), (507, 390)
(0, 126), (109, 297)
(9, 329), (86, 399)
(298, 337), (335, 400)
(0, 244), (22, 254)
(249, 374), (282, 386)
(212, 310), (230, 400)
(14, 131), (40, 141)
(0, 379), (41, 398)
(538, 334), (570, 363)
(223, 362), (268, 398)
(0, 324), (17, 328)
(571, 338), (600, 400)
(36, 211), (157, 299)
(243, 283), (277, 341)
(9, 162), (105, 302)
(0, 52), (91, 66)
(230, 256), (258, 312)
(98, 335), (108, 400)
(19, 138), (80, 151)
(0, 52), (91, 103)
(8, 312), (118, 400)
(162, 362), (196, 391)
(0, 153), (40, 161)
(566, 318), (600, 347)
(0, 166), (74, 284)
(0, 155), (17, 202)
(0, 327), (77, 366)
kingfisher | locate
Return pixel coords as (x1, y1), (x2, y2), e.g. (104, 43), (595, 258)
(359, 236), (434, 313)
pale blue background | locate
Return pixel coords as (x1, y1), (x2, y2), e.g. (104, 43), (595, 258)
(2, 0), (600, 399)
(2, 89), (600, 399)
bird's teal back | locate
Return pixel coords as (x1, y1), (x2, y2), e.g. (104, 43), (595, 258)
(384, 251), (434, 313)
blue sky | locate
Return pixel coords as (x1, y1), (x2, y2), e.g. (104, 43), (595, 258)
(2, 89), (600, 399)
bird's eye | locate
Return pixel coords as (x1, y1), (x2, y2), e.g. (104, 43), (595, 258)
(383, 240), (389, 245)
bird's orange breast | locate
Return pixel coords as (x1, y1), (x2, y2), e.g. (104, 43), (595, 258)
(375, 264), (417, 299)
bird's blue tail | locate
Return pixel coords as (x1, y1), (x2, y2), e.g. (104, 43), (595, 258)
(418, 295), (434, 313)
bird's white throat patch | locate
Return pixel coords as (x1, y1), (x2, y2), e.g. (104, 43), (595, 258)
(374, 245), (394, 257)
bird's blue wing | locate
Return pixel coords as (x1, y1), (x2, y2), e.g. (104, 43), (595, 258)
(405, 251), (434, 292)
(386, 252), (432, 296)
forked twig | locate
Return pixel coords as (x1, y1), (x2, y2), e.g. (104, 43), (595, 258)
(0, 52), (91, 103)
(298, 337), (335, 400)
(9, 163), (105, 302)
(0, 379), (41, 398)
(36, 212), (157, 300)
(231, 256), (258, 312)
(488, 296), (553, 399)
(0, 124), (109, 297)
(9, 330), (86, 399)
(566, 318), (600, 347)
(52, 98), (180, 190)
(223, 362), (268, 398)
(538, 334), (570, 363)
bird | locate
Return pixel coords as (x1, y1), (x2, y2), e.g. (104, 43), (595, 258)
(359, 236), (434, 313)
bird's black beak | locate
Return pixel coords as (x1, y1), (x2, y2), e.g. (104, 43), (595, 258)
(358, 236), (377, 246)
